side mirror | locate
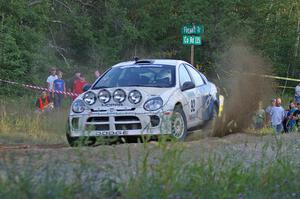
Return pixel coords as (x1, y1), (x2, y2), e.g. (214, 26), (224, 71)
(181, 81), (195, 91)
(83, 84), (91, 92)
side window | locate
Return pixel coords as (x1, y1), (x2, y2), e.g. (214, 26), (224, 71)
(200, 73), (208, 83)
(185, 64), (205, 87)
(179, 64), (192, 87)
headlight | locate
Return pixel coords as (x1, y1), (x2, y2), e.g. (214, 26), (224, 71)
(113, 89), (126, 103)
(83, 91), (96, 105)
(144, 97), (163, 111)
(72, 100), (86, 113)
(128, 90), (142, 104)
(98, 89), (111, 103)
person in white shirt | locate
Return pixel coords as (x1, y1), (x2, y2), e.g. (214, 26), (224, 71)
(46, 67), (58, 101)
(270, 98), (285, 134)
(295, 82), (300, 103)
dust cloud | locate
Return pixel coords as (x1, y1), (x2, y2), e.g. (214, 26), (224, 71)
(213, 41), (275, 137)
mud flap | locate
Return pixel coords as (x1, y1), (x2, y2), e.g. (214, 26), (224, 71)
(203, 95), (214, 120)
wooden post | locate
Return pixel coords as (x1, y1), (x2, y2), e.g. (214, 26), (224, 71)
(191, 44), (194, 66)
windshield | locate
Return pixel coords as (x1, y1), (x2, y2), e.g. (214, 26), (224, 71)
(92, 64), (176, 89)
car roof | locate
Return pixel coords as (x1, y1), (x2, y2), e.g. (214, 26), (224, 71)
(112, 59), (187, 68)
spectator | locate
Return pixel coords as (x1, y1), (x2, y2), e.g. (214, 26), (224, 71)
(94, 70), (101, 79)
(265, 98), (276, 125)
(73, 74), (88, 100)
(53, 71), (66, 109)
(284, 101), (298, 133)
(47, 67), (58, 101)
(269, 98), (285, 134)
(295, 82), (300, 103)
(292, 103), (300, 128)
(66, 72), (81, 93)
(253, 101), (265, 129)
(35, 91), (53, 113)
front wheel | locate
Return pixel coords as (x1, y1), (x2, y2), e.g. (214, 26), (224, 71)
(66, 133), (80, 147)
(171, 107), (188, 141)
(66, 132), (96, 147)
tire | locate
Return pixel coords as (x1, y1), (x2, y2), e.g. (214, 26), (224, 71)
(66, 132), (80, 147)
(66, 126), (96, 147)
(171, 106), (188, 141)
(66, 133), (97, 147)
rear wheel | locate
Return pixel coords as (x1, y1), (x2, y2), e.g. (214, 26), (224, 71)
(171, 107), (188, 141)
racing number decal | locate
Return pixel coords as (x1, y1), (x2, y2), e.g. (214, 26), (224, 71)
(191, 99), (196, 112)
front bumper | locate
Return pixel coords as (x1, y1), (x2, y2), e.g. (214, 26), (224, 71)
(68, 111), (172, 137)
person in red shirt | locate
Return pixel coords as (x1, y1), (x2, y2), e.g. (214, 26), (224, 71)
(35, 91), (54, 113)
(72, 74), (88, 100)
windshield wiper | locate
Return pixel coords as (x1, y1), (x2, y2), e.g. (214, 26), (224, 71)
(127, 84), (169, 88)
(125, 84), (145, 87)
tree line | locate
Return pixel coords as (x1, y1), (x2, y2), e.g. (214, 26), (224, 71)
(0, 0), (299, 95)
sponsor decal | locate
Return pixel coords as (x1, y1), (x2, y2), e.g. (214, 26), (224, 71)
(189, 113), (197, 120)
(204, 95), (213, 109)
(186, 91), (196, 98)
(101, 103), (124, 107)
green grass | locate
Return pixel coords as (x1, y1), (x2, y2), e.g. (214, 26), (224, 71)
(0, 96), (69, 144)
(0, 136), (300, 199)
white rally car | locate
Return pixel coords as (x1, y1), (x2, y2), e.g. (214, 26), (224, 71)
(67, 59), (219, 146)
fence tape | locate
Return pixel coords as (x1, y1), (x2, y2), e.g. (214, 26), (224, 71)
(228, 70), (300, 82)
(0, 79), (79, 97)
(276, 86), (295, 89)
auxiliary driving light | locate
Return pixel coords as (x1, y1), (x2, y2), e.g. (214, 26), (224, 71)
(83, 91), (96, 105)
(98, 89), (111, 103)
(113, 89), (126, 103)
(128, 90), (142, 104)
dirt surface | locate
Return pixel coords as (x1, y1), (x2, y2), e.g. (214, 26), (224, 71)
(0, 132), (299, 152)
(0, 133), (299, 161)
(0, 143), (68, 151)
(0, 133), (299, 186)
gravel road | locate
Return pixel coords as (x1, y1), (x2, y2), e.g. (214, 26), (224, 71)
(0, 133), (299, 184)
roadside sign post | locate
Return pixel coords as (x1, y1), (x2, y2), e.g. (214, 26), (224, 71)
(181, 24), (204, 66)
(191, 45), (194, 66)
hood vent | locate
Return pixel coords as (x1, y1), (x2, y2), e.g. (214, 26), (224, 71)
(135, 59), (153, 64)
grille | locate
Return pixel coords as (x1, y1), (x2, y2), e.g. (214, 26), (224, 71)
(87, 117), (109, 122)
(115, 116), (139, 122)
(115, 123), (142, 130)
(114, 116), (142, 130)
(85, 116), (142, 131)
(86, 124), (109, 131)
(86, 117), (110, 131)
